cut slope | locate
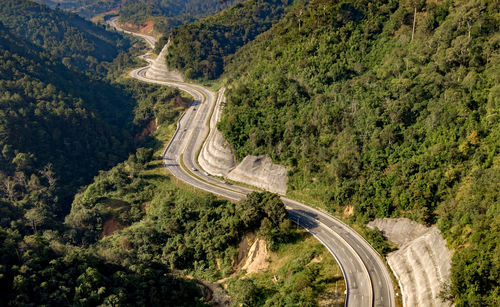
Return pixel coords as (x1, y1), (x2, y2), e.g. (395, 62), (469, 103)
(227, 155), (287, 195)
(368, 218), (453, 307)
(145, 40), (184, 82)
(218, 1), (499, 303)
(198, 87), (236, 176)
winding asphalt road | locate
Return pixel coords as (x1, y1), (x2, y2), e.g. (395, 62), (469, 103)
(110, 19), (396, 307)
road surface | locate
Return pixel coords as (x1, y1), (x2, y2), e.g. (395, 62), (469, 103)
(106, 17), (157, 48)
(121, 25), (396, 307)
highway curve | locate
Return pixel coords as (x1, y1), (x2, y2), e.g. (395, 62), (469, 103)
(112, 20), (396, 307)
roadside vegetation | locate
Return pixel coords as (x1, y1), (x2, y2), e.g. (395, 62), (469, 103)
(1, 0), (498, 305)
(0, 2), (205, 304)
(65, 119), (344, 306)
(227, 230), (345, 306)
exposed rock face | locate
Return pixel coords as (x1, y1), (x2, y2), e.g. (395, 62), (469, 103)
(368, 218), (453, 307)
(198, 88), (236, 176)
(227, 155), (288, 194)
(145, 41), (184, 82)
(241, 238), (269, 274)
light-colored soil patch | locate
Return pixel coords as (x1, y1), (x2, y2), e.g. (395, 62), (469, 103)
(343, 205), (354, 218)
(368, 218), (429, 246)
(236, 233), (255, 266)
(368, 218), (453, 307)
(241, 238), (269, 274)
(99, 218), (124, 240)
(309, 255), (322, 264)
(145, 41), (184, 82)
(139, 20), (155, 35)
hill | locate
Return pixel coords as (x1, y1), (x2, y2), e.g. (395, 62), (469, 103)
(0, 0), (129, 74)
(37, 0), (240, 33)
(217, 0), (499, 304)
(0, 12), (210, 305)
(166, 0), (292, 79)
(0, 21), (138, 215)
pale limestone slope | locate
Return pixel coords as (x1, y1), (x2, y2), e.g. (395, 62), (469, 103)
(198, 88), (236, 176)
(145, 40), (184, 82)
(227, 155), (288, 195)
(368, 218), (453, 307)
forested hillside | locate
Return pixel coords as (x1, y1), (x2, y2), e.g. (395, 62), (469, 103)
(0, 12), (211, 304)
(64, 144), (338, 305)
(36, 0), (116, 18)
(0, 21), (138, 211)
(217, 0), (499, 304)
(118, 0), (238, 29)
(37, 0), (239, 33)
(166, 0), (292, 79)
(0, 0), (129, 74)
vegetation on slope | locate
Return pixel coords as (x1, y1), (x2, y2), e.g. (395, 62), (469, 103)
(0, 0), (129, 74)
(118, 0), (238, 31)
(0, 12), (212, 304)
(0, 21), (137, 214)
(38, 0), (239, 33)
(227, 231), (345, 306)
(0, 232), (206, 306)
(166, 0), (292, 79)
(35, 0), (117, 19)
(64, 120), (342, 305)
(216, 0), (499, 304)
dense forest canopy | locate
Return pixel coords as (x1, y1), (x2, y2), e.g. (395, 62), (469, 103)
(0, 2), (313, 305)
(216, 0), (499, 304)
(0, 0), (498, 305)
(0, 21), (136, 213)
(0, 3), (210, 303)
(0, 233), (206, 306)
(0, 0), (129, 74)
(37, 0), (240, 33)
(166, 0), (292, 79)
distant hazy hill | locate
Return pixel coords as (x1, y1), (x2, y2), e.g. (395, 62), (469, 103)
(36, 0), (240, 33)
(217, 0), (499, 305)
(0, 0), (129, 74)
(36, 0), (116, 18)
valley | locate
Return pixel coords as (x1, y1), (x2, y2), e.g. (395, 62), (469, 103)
(0, 0), (498, 306)
(115, 19), (395, 307)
